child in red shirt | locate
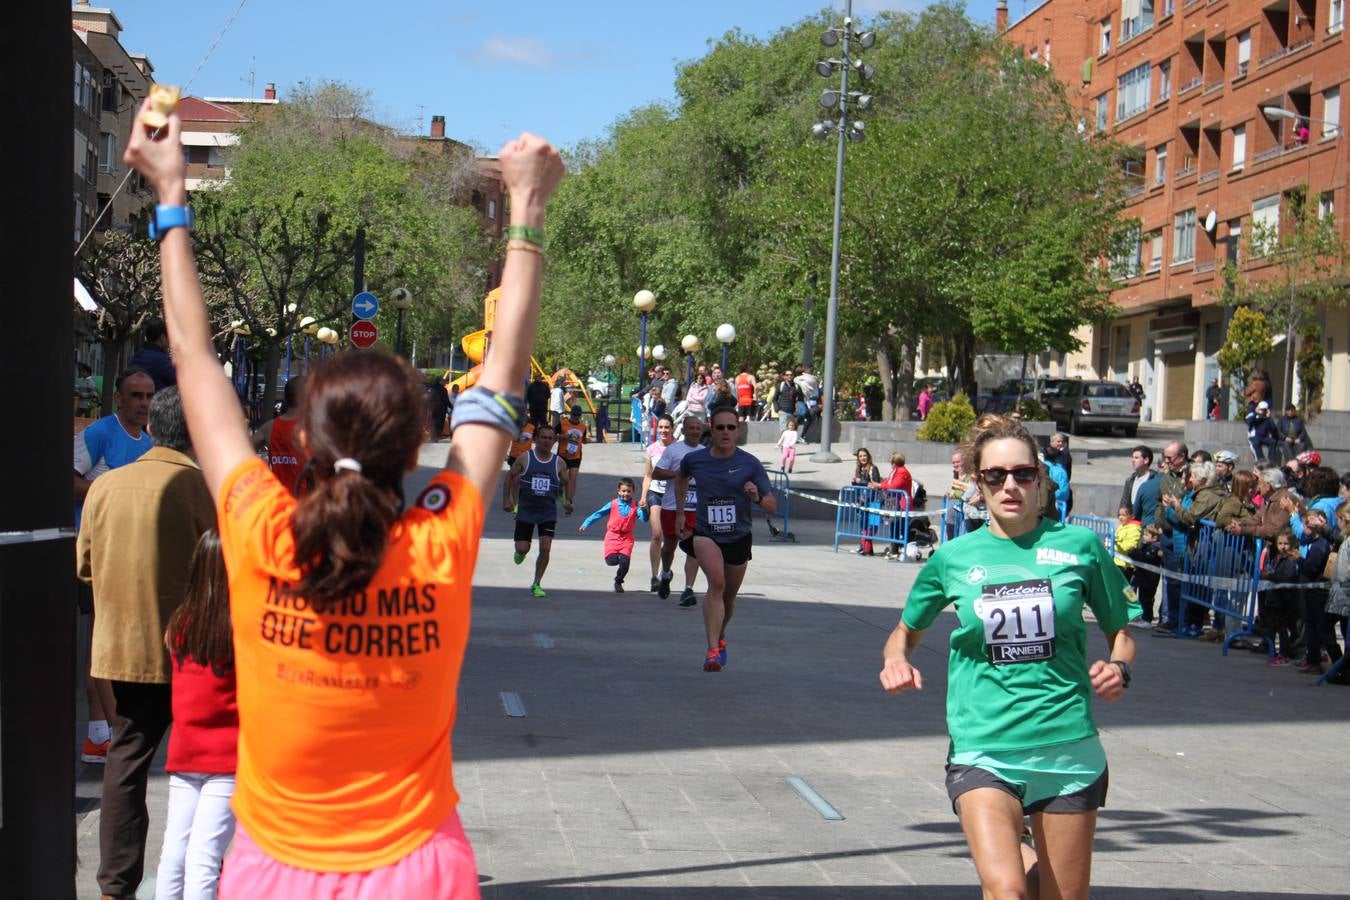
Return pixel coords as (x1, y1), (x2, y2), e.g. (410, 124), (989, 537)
(155, 530), (238, 900)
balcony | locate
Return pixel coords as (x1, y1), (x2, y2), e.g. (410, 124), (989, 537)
(1199, 169), (1220, 183)
(1176, 163), (1198, 179)
(1178, 76), (1204, 96)
(1259, 38), (1314, 68)
(1194, 261), (1217, 273)
(1252, 145), (1284, 164)
(1204, 80), (1225, 95)
(1125, 183), (1147, 199)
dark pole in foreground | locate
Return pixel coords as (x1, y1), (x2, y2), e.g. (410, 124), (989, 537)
(0, 6), (76, 891)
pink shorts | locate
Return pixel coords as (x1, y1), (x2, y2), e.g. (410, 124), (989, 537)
(219, 810), (480, 900)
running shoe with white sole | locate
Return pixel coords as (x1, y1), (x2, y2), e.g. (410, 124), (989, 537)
(678, 587), (697, 608)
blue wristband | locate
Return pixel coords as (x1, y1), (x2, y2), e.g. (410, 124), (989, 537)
(148, 204), (195, 241)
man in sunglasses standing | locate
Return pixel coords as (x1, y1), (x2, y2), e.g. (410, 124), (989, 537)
(1153, 441), (1189, 634)
(670, 407), (777, 672)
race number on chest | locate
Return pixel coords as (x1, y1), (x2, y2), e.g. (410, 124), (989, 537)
(707, 496), (736, 533)
(974, 579), (1056, 665)
(530, 475), (553, 495)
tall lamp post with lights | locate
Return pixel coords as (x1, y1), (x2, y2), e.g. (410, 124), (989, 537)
(811, 0), (876, 463)
(389, 286), (413, 356)
(681, 335), (701, 388)
(716, 324), (736, 374)
(634, 289), (656, 393)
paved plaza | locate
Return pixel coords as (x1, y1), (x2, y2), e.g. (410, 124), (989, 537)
(76, 440), (1349, 899)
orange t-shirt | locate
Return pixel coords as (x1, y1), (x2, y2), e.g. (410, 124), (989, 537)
(508, 422), (535, 460)
(557, 421), (586, 461)
(217, 457), (483, 872)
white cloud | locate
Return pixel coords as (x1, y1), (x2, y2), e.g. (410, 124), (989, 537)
(466, 35), (554, 68)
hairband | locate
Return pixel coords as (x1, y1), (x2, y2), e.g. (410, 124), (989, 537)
(333, 458), (363, 475)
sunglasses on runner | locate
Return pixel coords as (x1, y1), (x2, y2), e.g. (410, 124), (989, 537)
(712, 423), (738, 432)
(978, 466), (1039, 487)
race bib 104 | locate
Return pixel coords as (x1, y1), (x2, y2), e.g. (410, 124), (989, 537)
(974, 579), (1056, 665)
(529, 475), (553, 495)
(707, 496), (736, 533)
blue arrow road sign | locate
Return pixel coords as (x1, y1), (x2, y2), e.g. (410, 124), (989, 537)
(352, 291), (379, 320)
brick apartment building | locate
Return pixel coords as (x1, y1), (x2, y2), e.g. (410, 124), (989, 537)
(1002, 0), (1348, 419)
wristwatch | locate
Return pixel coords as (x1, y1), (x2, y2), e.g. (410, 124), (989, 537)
(1109, 659), (1133, 688)
(147, 204), (195, 241)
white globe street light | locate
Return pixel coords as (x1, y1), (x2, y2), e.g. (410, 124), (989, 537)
(716, 323), (736, 373)
(633, 290), (656, 392)
(651, 344), (667, 361)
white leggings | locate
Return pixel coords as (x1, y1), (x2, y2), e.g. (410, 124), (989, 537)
(155, 772), (236, 900)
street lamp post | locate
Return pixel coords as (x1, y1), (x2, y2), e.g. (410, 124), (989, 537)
(811, 0), (876, 463)
(389, 286), (413, 356)
(681, 335), (701, 389)
(634, 289), (656, 393)
(299, 317), (318, 372)
(716, 323), (736, 375)
(315, 326), (338, 360)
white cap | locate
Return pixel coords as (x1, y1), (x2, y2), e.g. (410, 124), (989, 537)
(1256, 401), (1270, 410)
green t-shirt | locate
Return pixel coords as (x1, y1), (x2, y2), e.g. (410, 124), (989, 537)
(901, 518), (1141, 754)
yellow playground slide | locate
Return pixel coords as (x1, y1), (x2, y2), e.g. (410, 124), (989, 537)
(446, 288), (599, 415)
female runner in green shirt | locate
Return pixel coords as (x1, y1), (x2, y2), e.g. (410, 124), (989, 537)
(880, 415), (1139, 900)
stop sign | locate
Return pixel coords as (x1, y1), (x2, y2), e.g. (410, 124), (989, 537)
(349, 320), (378, 349)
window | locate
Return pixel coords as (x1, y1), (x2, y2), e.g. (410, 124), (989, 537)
(1044, 40), (1051, 63)
(73, 62), (82, 105)
(207, 147), (224, 167)
(1121, 0), (1155, 41)
(1147, 231), (1164, 271)
(1332, 0), (1344, 33)
(99, 133), (116, 173)
(86, 145), (98, 184)
(1154, 145), (1168, 184)
(1157, 60), (1172, 100)
(1323, 87), (1341, 138)
(1111, 225), (1143, 279)
(1101, 19), (1113, 54)
(1173, 208), (1196, 263)
(1162, 0), (1174, 16)
(74, 199), (84, 242)
(102, 72), (118, 113)
(1252, 194), (1280, 254)
(1096, 93), (1110, 131)
(1319, 191), (1335, 220)
(1231, 125), (1246, 169)
(487, 199), (497, 219)
(1236, 32), (1251, 77)
(1117, 63), (1151, 121)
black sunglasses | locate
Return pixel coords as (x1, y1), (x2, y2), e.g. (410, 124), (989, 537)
(978, 466), (1039, 487)
(712, 423), (738, 432)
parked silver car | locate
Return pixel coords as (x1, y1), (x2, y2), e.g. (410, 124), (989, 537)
(1046, 380), (1140, 436)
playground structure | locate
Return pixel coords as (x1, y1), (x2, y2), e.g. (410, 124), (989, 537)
(447, 288), (599, 416)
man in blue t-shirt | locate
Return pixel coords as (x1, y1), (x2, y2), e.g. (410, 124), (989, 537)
(72, 366), (155, 764)
(674, 407), (776, 672)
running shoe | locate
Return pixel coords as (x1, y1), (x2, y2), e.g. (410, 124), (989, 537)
(1267, 654), (1291, 667)
(1151, 622), (1176, 636)
(650, 577), (661, 593)
(717, 638), (728, 667)
(513, 551), (526, 565)
(703, 649), (722, 672)
(614, 580), (625, 593)
(1183, 624), (1201, 638)
(1295, 658), (1324, 674)
(678, 587), (697, 608)
(530, 583), (546, 598)
(1128, 617), (1153, 630)
(81, 738), (109, 764)
(658, 570), (673, 599)
(1198, 628), (1224, 643)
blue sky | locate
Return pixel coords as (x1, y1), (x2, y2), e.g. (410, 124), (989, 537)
(104, 0), (1006, 152)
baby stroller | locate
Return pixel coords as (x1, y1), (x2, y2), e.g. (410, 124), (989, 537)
(905, 481), (939, 560)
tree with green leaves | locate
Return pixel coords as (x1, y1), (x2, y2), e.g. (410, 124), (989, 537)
(75, 222), (163, 414)
(1217, 306), (1273, 417)
(1223, 189), (1348, 408)
(194, 81), (488, 404)
(1296, 322), (1325, 420)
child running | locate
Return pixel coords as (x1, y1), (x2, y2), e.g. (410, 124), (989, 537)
(578, 477), (648, 592)
(155, 530), (238, 900)
(776, 418), (800, 473)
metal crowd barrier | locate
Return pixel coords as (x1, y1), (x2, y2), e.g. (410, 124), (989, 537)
(940, 497), (964, 545)
(758, 468), (795, 542)
(1178, 520), (1267, 655)
(1067, 514), (1116, 554)
(833, 486), (910, 555)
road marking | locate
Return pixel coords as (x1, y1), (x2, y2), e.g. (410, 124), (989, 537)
(533, 632), (555, 649)
(500, 691), (527, 717)
(786, 776), (845, 821)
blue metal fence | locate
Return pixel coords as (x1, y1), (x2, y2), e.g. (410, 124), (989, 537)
(1067, 514), (1116, 555)
(757, 468), (794, 541)
(1178, 521), (1268, 655)
(833, 486), (910, 555)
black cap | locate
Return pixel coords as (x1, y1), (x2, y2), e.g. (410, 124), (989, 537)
(569, 406), (583, 416)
